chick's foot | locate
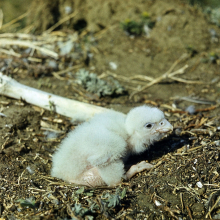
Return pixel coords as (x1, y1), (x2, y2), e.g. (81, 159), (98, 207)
(126, 161), (154, 179)
(69, 167), (106, 187)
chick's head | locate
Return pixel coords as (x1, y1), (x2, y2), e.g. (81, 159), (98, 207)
(125, 105), (173, 153)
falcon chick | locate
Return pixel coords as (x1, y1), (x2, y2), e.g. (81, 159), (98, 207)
(51, 105), (173, 187)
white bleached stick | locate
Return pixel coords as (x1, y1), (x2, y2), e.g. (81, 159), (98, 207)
(0, 72), (109, 121)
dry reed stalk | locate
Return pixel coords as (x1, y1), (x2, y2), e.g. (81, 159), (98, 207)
(0, 39), (58, 59)
(1, 11), (29, 31)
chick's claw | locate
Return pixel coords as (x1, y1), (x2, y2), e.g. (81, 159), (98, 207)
(126, 161), (154, 179)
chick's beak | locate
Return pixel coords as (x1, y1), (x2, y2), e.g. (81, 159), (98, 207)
(156, 119), (173, 133)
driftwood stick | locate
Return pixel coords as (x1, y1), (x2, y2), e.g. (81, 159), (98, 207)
(0, 73), (109, 121)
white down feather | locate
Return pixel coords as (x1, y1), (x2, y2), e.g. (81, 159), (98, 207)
(51, 105), (172, 186)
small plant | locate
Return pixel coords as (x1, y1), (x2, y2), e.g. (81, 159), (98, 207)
(141, 11), (155, 29)
(72, 203), (89, 216)
(121, 19), (143, 36)
(209, 52), (220, 63)
(203, 6), (220, 27)
(201, 52), (220, 63)
(75, 69), (126, 97)
(101, 187), (127, 208)
(121, 11), (155, 36)
(72, 186), (93, 201)
(70, 187), (127, 218)
(70, 187), (99, 218)
(16, 197), (36, 209)
(48, 100), (56, 113)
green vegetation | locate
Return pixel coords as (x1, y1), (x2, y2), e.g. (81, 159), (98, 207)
(186, 0), (220, 27)
(16, 197), (36, 209)
(200, 52), (220, 64)
(121, 11), (155, 36)
(75, 69), (126, 97)
(102, 188), (127, 208)
(187, 0), (220, 8)
(70, 186), (127, 218)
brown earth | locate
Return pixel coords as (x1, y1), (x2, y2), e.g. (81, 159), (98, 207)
(0, 0), (220, 219)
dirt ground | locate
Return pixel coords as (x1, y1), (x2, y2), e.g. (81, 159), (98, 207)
(0, 0), (220, 219)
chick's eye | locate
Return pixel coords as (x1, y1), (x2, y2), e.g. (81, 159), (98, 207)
(145, 123), (153, 129)
(160, 121), (164, 126)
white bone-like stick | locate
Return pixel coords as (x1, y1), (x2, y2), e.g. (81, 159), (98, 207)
(0, 72), (109, 121)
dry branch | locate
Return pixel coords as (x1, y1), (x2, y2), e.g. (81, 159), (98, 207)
(0, 73), (110, 121)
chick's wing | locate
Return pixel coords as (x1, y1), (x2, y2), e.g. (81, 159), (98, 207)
(87, 130), (127, 167)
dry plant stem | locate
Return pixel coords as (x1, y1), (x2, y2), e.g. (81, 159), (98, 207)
(94, 24), (117, 39)
(129, 53), (203, 99)
(99, 71), (154, 83)
(169, 75), (202, 84)
(129, 64), (189, 99)
(0, 33), (38, 39)
(0, 48), (21, 58)
(67, 204), (79, 219)
(186, 206), (193, 220)
(180, 193), (184, 213)
(205, 196), (220, 218)
(43, 11), (78, 34)
(0, 33), (58, 43)
(52, 64), (83, 78)
(0, 9), (3, 29)
(171, 96), (216, 105)
(1, 11), (29, 30)
(0, 39), (58, 59)
(0, 73), (109, 121)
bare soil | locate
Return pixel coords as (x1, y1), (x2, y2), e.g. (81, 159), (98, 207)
(0, 0), (220, 219)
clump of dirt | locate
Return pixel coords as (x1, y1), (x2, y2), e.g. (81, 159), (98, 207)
(0, 0), (220, 219)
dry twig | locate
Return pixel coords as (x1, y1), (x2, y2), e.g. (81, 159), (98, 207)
(0, 48), (21, 57)
(129, 54), (203, 99)
(43, 11), (78, 34)
(0, 9), (3, 29)
(129, 64), (189, 99)
(205, 194), (220, 218)
(0, 11), (29, 31)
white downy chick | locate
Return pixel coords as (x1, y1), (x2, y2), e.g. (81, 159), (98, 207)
(51, 105), (173, 187)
